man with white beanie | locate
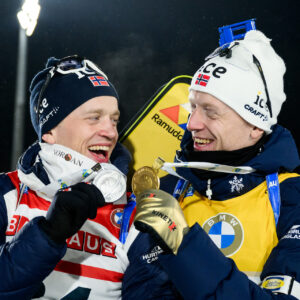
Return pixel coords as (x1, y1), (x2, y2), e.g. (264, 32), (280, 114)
(123, 30), (300, 299)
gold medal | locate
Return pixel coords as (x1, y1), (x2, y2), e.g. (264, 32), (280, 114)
(131, 157), (165, 196)
(131, 166), (160, 197)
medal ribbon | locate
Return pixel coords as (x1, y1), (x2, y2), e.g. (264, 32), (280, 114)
(161, 161), (255, 179)
(266, 172), (280, 225)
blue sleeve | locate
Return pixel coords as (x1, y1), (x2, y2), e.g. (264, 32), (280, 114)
(160, 174), (179, 195)
(122, 231), (183, 299)
(158, 224), (297, 300)
(0, 197), (8, 245)
(0, 216), (66, 299)
(0, 173), (13, 245)
(262, 176), (300, 282)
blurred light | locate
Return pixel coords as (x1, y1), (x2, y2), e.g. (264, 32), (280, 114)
(17, 0), (40, 36)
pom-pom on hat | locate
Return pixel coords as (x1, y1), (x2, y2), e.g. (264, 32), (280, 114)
(190, 30), (286, 134)
(30, 56), (119, 141)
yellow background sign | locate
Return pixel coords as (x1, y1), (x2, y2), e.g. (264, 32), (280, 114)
(120, 75), (192, 179)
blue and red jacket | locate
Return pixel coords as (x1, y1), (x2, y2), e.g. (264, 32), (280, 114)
(0, 142), (132, 300)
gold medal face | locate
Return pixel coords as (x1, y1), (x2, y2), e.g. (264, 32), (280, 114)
(131, 166), (160, 196)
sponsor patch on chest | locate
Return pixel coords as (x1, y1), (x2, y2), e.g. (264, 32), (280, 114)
(67, 230), (117, 258)
(203, 213), (244, 257)
(141, 246), (163, 264)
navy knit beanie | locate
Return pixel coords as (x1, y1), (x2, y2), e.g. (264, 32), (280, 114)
(29, 56), (119, 141)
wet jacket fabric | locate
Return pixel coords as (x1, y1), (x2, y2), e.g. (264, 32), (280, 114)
(122, 125), (300, 300)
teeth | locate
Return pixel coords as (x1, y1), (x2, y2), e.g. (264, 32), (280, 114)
(194, 138), (211, 144)
(88, 145), (109, 151)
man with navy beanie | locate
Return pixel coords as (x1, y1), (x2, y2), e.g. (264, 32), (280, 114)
(0, 56), (136, 299)
(30, 56), (119, 141)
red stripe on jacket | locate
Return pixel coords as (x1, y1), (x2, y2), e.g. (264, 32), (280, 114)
(54, 260), (124, 282)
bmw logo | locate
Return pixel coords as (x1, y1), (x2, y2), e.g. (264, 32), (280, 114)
(110, 208), (124, 228)
(203, 213), (244, 257)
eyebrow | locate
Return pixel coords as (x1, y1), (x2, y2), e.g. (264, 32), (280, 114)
(85, 108), (120, 117)
(203, 103), (218, 110)
(195, 101), (219, 111)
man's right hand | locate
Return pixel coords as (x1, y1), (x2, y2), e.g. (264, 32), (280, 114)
(134, 189), (189, 255)
(39, 182), (105, 244)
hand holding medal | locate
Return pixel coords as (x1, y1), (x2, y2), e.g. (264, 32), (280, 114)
(132, 157), (189, 255)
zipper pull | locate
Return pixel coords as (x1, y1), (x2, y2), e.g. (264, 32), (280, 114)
(206, 179), (212, 204)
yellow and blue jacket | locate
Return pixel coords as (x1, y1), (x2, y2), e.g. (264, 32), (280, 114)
(123, 125), (300, 300)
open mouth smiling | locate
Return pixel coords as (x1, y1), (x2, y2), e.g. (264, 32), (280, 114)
(193, 137), (214, 151)
(88, 145), (110, 162)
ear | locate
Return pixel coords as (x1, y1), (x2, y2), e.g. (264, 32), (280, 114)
(42, 130), (56, 144)
(250, 127), (264, 140)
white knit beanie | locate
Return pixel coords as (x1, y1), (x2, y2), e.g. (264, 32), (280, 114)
(190, 30), (286, 134)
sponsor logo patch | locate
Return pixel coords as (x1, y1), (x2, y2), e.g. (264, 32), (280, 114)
(159, 103), (190, 131)
(6, 215), (29, 236)
(152, 210), (177, 231)
(262, 277), (285, 290)
(40, 106), (60, 127)
(110, 208), (123, 228)
(141, 246), (163, 264)
(67, 230), (117, 258)
(150, 103), (190, 141)
(196, 63), (227, 79)
(185, 185), (195, 197)
(203, 213), (244, 256)
(53, 149), (84, 167)
(282, 225), (300, 240)
(64, 153), (72, 161)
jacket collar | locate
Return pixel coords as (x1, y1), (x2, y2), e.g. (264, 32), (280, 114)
(17, 141), (132, 186)
(176, 125), (300, 200)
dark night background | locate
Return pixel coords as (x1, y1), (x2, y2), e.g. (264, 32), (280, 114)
(0, 0), (299, 172)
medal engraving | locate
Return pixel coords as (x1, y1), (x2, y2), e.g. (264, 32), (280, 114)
(93, 169), (126, 203)
(132, 166), (160, 196)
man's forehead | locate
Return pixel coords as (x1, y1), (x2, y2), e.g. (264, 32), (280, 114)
(86, 107), (120, 114)
(72, 96), (120, 115)
(189, 90), (219, 104)
(188, 89), (236, 113)
(85, 106), (120, 115)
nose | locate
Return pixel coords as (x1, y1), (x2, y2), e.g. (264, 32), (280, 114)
(96, 117), (118, 140)
(187, 110), (205, 132)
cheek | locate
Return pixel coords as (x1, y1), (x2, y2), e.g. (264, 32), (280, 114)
(81, 123), (99, 137)
(207, 120), (224, 137)
(111, 126), (118, 140)
(112, 133), (118, 148)
(225, 127), (251, 149)
(111, 129), (119, 146)
(67, 126), (94, 149)
(214, 123), (236, 147)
